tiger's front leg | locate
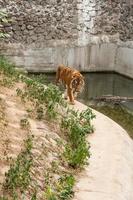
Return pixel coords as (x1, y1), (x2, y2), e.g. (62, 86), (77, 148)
(64, 88), (68, 100)
(67, 87), (75, 105)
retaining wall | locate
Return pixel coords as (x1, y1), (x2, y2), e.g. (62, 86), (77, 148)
(0, 0), (133, 78)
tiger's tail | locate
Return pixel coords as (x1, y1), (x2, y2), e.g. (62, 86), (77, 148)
(55, 64), (63, 84)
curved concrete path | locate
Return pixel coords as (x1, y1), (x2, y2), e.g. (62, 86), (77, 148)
(73, 101), (133, 200)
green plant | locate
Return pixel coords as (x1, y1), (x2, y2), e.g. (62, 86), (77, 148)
(16, 88), (27, 102)
(0, 56), (20, 82)
(3, 135), (33, 195)
(57, 175), (75, 200)
(20, 118), (30, 129)
(61, 107), (95, 168)
(36, 106), (44, 120)
(28, 74), (48, 84)
(0, 11), (10, 38)
(64, 141), (90, 168)
(51, 161), (59, 173)
(44, 187), (57, 200)
(0, 197), (8, 200)
(79, 108), (96, 124)
(16, 88), (22, 96)
(31, 191), (37, 200)
(0, 77), (14, 87)
(18, 76), (67, 119)
(44, 175), (75, 200)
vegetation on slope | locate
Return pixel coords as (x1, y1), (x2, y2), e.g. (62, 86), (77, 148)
(0, 56), (95, 200)
(0, 11), (10, 38)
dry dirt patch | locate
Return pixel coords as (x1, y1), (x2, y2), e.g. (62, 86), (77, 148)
(0, 75), (74, 199)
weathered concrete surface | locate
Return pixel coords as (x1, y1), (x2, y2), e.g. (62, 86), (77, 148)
(116, 47), (133, 79)
(73, 101), (133, 200)
(0, 0), (133, 78)
(1, 41), (133, 78)
(88, 43), (116, 72)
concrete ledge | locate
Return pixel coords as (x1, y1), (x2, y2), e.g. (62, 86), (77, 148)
(73, 101), (133, 200)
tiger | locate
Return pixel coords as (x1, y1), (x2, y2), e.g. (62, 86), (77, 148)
(56, 64), (84, 105)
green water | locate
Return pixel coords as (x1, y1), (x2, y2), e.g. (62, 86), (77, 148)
(29, 72), (133, 138)
(91, 105), (133, 139)
(78, 73), (133, 138)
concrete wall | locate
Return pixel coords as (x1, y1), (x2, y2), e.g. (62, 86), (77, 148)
(116, 46), (133, 78)
(1, 40), (133, 78)
(0, 0), (133, 78)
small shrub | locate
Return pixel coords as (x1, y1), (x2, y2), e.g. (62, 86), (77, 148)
(62, 107), (95, 168)
(31, 191), (37, 200)
(19, 77), (67, 119)
(57, 175), (75, 200)
(0, 197), (8, 200)
(20, 118), (30, 129)
(28, 74), (48, 84)
(64, 141), (90, 168)
(44, 175), (75, 200)
(16, 88), (22, 96)
(0, 78), (14, 88)
(0, 57), (18, 77)
(3, 135), (33, 194)
(36, 106), (44, 120)
(0, 11), (10, 38)
(44, 187), (57, 200)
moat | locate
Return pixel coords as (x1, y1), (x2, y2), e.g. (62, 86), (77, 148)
(29, 72), (133, 138)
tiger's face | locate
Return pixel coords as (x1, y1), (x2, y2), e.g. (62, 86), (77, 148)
(71, 75), (84, 93)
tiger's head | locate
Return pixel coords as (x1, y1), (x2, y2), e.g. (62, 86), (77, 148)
(71, 74), (84, 93)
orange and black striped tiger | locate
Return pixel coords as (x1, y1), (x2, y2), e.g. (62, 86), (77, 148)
(56, 64), (84, 104)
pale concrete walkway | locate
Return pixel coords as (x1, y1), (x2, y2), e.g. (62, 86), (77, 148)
(73, 101), (133, 200)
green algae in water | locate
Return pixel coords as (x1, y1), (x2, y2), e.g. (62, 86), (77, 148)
(92, 104), (133, 139)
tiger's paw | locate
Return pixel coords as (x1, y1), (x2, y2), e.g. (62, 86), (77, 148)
(64, 96), (68, 100)
(69, 101), (75, 105)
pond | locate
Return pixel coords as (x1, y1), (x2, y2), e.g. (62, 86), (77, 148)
(78, 72), (133, 111)
(29, 72), (133, 138)
(77, 73), (133, 138)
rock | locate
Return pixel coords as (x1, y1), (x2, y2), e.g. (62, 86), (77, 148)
(0, 0), (132, 44)
(27, 25), (34, 30)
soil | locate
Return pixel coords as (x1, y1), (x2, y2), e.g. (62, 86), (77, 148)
(0, 76), (69, 199)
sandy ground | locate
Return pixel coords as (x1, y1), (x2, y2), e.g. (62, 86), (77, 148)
(0, 84), (28, 186)
(0, 83), (64, 199)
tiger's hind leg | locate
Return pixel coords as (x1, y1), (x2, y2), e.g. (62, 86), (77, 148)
(67, 87), (75, 105)
(64, 85), (69, 100)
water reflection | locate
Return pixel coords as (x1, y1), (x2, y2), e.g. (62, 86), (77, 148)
(78, 73), (133, 111)
(29, 72), (133, 111)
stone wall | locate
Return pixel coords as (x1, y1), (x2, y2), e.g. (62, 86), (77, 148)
(0, 0), (78, 44)
(94, 0), (133, 41)
(0, 0), (133, 44)
(0, 0), (133, 78)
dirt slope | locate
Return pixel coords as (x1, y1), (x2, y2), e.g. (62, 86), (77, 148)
(0, 78), (70, 199)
